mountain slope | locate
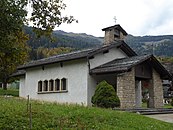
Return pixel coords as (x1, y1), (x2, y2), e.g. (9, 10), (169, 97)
(125, 35), (173, 56)
(24, 26), (173, 58)
(25, 26), (102, 50)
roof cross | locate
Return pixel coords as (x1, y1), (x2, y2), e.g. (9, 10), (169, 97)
(114, 16), (117, 24)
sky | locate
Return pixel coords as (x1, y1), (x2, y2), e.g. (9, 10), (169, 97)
(57, 0), (173, 37)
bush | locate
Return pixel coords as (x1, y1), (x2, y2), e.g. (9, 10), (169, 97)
(91, 80), (120, 108)
(171, 98), (173, 106)
(0, 88), (19, 97)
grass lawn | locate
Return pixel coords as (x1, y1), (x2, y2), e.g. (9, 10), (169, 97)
(0, 97), (173, 129)
(0, 88), (19, 97)
(142, 102), (173, 109)
(164, 104), (173, 109)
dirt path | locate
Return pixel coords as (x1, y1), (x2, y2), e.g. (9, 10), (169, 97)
(145, 114), (173, 123)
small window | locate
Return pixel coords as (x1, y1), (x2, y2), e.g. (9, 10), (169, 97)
(103, 50), (109, 54)
(49, 79), (54, 91)
(114, 29), (120, 38)
(61, 78), (67, 90)
(60, 62), (63, 67)
(55, 79), (60, 91)
(43, 80), (48, 91)
(38, 81), (42, 92)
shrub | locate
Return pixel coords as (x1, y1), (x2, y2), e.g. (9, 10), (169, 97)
(91, 80), (120, 108)
(171, 98), (173, 106)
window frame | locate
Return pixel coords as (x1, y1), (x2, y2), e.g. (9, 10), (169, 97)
(38, 80), (43, 92)
(49, 79), (54, 91)
(61, 78), (67, 91)
(37, 78), (68, 94)
(43, 80), (48, 91)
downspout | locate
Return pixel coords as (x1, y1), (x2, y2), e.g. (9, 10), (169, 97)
(87, 56), (91, 74)
(87, 56), (91, 106)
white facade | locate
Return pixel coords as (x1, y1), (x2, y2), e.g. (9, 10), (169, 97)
(20, 59), (89, 105)
(87, 47), (127, 105)
(19, 46), (128, 106)
(89, 47), (127, 69)
(19, 76), (26, 97)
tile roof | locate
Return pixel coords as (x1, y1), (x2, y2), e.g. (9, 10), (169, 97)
(18, 48), (93, 69)
(163, 63), (173, 74)
(18, 41), (136, 70)
(90, 54), (172, 80)
(10, 70), (26, 77)
(102, 24), (128, 36)
(90, 55), (151, 74)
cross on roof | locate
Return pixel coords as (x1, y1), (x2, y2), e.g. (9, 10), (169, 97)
(114, 16), (117, 24)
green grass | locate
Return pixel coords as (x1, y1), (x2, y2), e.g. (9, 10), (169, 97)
(164, 104), (173, 109)
(142, 102), (173, 109)
(0, 97), (173, 129)
(0, 88), (19, 97)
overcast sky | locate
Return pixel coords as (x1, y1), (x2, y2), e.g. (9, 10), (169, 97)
(57, 0), (173, 37)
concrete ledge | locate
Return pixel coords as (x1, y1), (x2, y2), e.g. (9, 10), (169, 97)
(37, 90), (68, 94)
(113, 108), (173, 115)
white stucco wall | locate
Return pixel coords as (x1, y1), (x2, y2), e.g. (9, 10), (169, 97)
(20, 59), (89, 106)
(19, 76), (26, 97)
(87, 47), (128, 105)
(89, 47), (127, 69)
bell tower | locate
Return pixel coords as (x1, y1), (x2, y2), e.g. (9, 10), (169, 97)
(102, 24), (128, 45)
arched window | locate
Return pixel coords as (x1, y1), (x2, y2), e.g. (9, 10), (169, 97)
(61, 78), (67, 90)
(43, 80), (48, 91)
(55, 78), (60, 91)
(49, 79), (54, 91)
(38, 81), (42, 92)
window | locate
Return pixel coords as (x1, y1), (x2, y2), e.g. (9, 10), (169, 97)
(55, 78), (60, 91)
(49, 79), (54, 91)
(114, 29), (120, 38)
(38, 78), (68, 93)
(61, 78), (67, 90)
(43, 80), (48, 91)
(38, 81), (42, 92)
(103, 50), (109, 54)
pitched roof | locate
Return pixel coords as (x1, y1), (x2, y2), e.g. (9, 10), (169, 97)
(18, 41), (136, 70)
(10, 70), (26, 77)
(90, 55), (151, 73)
(90, 55), (172, 80)
(102, 24), (128, 36)
(18, 48), (93, 70)
(163, 63), (173, 75)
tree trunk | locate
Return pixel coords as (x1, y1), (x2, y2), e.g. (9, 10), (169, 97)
(2, 78), (8, 90)
(3, 82), (7, 90)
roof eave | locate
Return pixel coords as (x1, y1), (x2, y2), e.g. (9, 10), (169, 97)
(18, 56), (87, 70)
(90, 67), (130, 75)
(102, 24), (128, 36)
(88, 42), (122, 57)
(119, 40), (137, 57)
(151, 56), (172, 80)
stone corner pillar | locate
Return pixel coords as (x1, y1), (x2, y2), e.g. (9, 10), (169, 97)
(117, 68), (136, 109)
(149, 69), (164, 108)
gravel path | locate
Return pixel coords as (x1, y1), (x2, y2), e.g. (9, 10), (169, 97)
(145, 114), (173, 123)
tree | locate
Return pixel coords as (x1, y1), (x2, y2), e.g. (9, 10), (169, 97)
(0, 32), (29, 90)
(91, 80), (120, 108)
(0, 0), (76, 89)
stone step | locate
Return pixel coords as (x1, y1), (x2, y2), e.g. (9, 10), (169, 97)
(114, 108), (173, 115)
(140, 111), (173, 115)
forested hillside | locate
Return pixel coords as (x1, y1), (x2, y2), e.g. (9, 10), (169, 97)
(125, 35), (173, 56)
(24, 26), (173, 60)
(24, 26), (102, 60)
